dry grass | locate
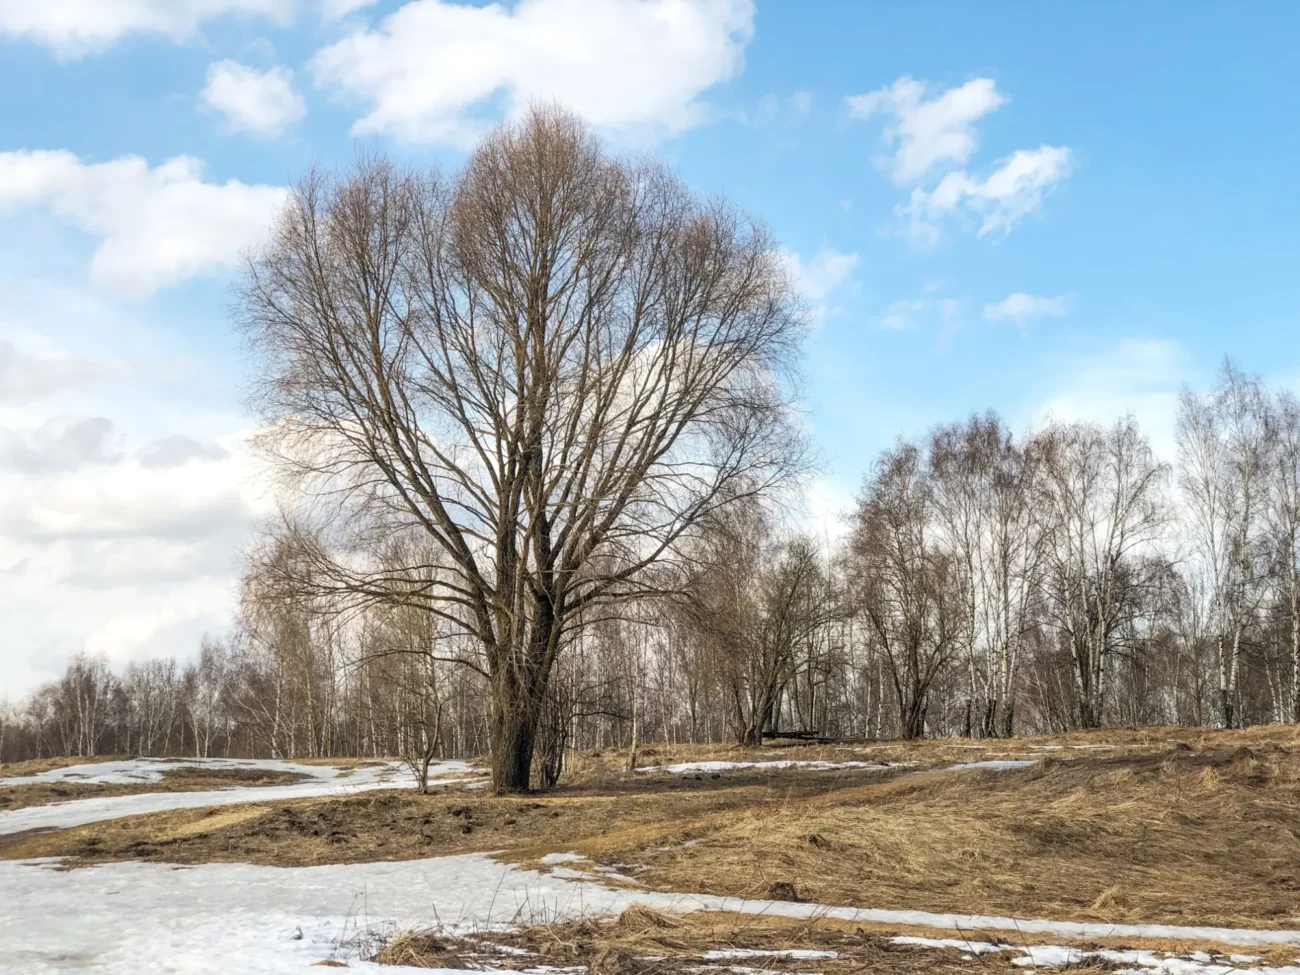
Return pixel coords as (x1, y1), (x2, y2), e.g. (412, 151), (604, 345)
(562, 738), (1300, 929)
(0, 765), (874, 867)
(11, 727), (1300, 935)
(372, 907), (1293, 974)
(0, 765), (311, 812)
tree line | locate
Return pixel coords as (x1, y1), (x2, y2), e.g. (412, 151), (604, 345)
(6, 363), (1297, 780)
(2, 110), (1296, 793)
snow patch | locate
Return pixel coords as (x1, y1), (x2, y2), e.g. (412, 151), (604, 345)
(0, 758), (475, 836)
(701, 949), (838, 960)
(635, 760), (895, 775)
(944, 760), (1037, 771)
(5, 851), (1300, 973)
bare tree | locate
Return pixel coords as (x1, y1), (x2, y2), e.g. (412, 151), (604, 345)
(929, 413), (1045, 736)
(238, 107), (808, 791)
(1266, 391), (1300, 721)
(848, 443), (964, 739)
(1177, 362), (1271, 727)
(1034, 418), (1169, 728)
(680, 503), (838, 746)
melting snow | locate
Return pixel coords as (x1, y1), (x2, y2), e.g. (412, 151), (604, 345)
(4, 851), (1300, 973)
(635, 760), (894, 775)
(891, 936), (1007, 955)
(0, 757), (346, 788)
(892, 936), (1300, 974)
(701, 949), (838, 960)
(943, 759), (1037, 771)
(0, 758), (475, 836)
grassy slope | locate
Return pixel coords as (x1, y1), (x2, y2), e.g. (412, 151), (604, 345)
(6, 727), (1300, 931)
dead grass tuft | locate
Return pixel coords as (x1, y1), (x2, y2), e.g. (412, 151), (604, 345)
(373, 932), (468, 969)
(613, 905), (684, 932)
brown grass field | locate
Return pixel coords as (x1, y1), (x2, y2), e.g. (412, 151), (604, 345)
(7, 726), (1300, 958)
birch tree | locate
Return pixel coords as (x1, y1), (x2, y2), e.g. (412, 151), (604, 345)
(1177, 362), (1271, 727)
(1034, 418), (1168, 728)
(1267, 391), (1300, 721)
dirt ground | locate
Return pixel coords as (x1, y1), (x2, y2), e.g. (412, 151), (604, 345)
(1, 763), (898, 865)
(0, 765), (312, 812)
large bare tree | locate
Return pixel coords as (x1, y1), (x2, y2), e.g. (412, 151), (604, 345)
(238, 107), (808, 791)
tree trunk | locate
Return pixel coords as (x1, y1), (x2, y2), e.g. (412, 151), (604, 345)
(490, 701), (540, 793)
(999, 699), (1015, 738)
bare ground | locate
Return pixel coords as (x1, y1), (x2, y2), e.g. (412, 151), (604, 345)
(0, 764), (897, 866)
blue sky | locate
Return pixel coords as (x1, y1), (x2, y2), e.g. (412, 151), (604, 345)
(1, 0), (1298, 696)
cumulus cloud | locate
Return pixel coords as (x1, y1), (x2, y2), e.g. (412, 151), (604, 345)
(984, 292), (1069, 328)
(781, 247), (858, 325)
(321, 0), (379, 19)
(138, 435), (231, 469)
(898, 145), (1073, 245)
(783, 248), (858, 303)
(846, 76), (1005, 184)
(310, 0), (755, 145)
(0, 150), (286, 297)
(201, 60), (306, 136)
(0, 0), (293, 57)
(873, 296), (964, 334)
(0, 338), (129, 401)
(1027, 338), (1188, 462)
(0, 417), (119, 474)
(847, 75), (1071, 245)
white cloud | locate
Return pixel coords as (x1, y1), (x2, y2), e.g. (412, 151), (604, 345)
(0, 0), (293, 57)
(311, 0), (755, 145)
(984, 292), (1069, 328)
(139, 435), (230, 469)
(846, 76), (1005, 184)
(0, 244), (267, 697)
(201, 60), (306, 136)
(781, 247), (858, 325)
(0, 416), (119, 474)
(783, 247), (858, 303)
(1026, 338), (1189, 462)
(874, 296), (964, 333)
(0, 338), (129, 401)
(800, 476), (854, 545)
(0, 150), (286, 297)
(321, 0), (379, 19)
(0, 420), (267, 694)
(899, 145), (1072, 245)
